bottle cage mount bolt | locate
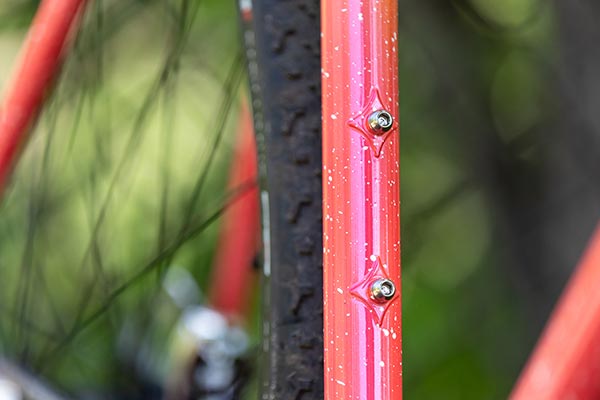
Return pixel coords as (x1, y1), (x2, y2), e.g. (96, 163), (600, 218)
(367, 109), (394, 135)
(370, 278), (396, 302)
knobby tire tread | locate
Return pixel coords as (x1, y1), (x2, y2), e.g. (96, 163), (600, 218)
(248, 0), (323, 399)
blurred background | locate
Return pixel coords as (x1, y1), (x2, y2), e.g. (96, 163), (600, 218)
(1, 0), (599, 399)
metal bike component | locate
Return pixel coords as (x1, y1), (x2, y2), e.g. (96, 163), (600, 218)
(166, 306), (250, 399)
(322, 0), (401, 398)
(0, 359), (67, 400)
(367, 110), (394, 135)
(347, 90), (397, 157)
(370, 278), (396, 302)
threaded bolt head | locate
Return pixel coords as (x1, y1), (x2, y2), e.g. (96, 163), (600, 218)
(367, 110), (394, 135)
(370, 278), (396, 302)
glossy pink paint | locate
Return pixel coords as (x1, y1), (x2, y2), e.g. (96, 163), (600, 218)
(321, 0), (401, 398)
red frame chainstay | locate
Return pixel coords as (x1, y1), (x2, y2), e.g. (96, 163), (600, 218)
(0, 0), (86, 193)
(321, 1), (402, 398)
(208, 101), (260, 318)
(511, 225), (600, 399)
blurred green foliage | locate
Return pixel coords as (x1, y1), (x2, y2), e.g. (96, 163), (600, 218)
(0, 0), (242, 396)
(400, 0), (556, 398)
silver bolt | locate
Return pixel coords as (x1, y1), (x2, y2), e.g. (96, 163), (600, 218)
(367, 110), (394, 135)
(370, 278), (396, 302)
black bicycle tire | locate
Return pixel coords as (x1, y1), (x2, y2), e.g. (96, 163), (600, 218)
(243, 0), (323, 398)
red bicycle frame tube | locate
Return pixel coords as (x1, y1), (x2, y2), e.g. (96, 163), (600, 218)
(511, 224), (600, 399)
(208, 101), (259, 318)
(0, 0), (86, 193)
(322, 1), (401, 398)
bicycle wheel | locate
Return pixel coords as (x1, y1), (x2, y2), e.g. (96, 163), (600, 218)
(244, 0), (324, 398)
(0, 1), (254, 398)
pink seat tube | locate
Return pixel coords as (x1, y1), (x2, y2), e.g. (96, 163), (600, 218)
(321, 0), (402, 399)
